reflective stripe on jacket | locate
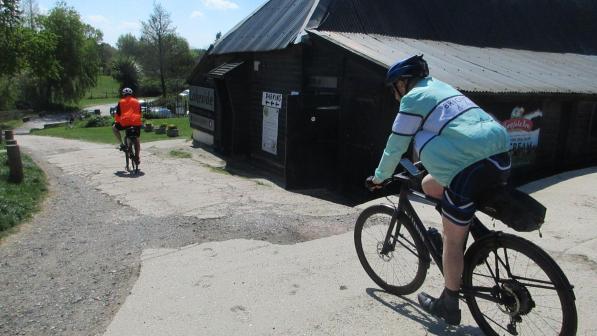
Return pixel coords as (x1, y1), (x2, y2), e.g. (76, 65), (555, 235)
(374, 77), (510, 186)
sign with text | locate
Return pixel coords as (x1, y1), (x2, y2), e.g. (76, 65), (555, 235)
(189, 86), (215, 111)
(262, 106), (279, 155)
(501, 106), (543, 167)
(262, 92), (283, 108)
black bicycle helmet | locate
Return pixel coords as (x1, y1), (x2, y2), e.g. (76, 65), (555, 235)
(386, 55), (429, 85)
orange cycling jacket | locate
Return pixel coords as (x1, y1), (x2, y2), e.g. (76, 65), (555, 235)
(116, 96), (142, 127)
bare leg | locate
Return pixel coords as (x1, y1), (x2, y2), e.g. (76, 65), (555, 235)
(422, 174), (468, 290)
(442, 216), (469, 291)
(422, 174), (444, 199)
(112, 125), (123, 145)
(418, 174), (465, 325)
(134, 138), (141, 163)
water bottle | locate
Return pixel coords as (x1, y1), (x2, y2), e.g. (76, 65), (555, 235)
(428, 227), (443, 255)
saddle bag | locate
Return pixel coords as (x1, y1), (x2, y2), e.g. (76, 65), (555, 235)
(478, 187), (546, 232)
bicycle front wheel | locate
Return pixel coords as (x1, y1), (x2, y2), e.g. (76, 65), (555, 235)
(354, 204), (429, 295)
(463, 233), (577, 336)
(127, 138), (138, 174)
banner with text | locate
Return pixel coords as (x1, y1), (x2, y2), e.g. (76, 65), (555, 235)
(502, 106), (543, 167)
(189, 86), (215, 112)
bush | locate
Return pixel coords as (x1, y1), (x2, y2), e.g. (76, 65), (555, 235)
(85, 116), (112, 128)
(0, 76), (18, 110)
(139, 79), (162, 97)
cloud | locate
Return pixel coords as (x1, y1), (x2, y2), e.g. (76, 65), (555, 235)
(201, 0), (239, 10)
(190, 10), (204, 18)
(87, 15), (109, 25)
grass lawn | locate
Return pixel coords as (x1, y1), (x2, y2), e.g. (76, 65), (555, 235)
(31, 117), (192, 144)
(0, 119), (24, 130)
(79, 75), (120, 107)
(0, 146), (48, 236)
(80, 97), (119, 107)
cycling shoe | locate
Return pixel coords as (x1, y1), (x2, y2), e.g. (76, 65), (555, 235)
(417, 292), (461, 325)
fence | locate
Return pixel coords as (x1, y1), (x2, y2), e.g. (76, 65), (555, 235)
(86, 90), (120, 100)
(144, 94), (189, 119)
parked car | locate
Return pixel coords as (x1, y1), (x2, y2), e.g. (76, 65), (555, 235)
(139, 99), (148, 113)
(147, 106), (172, 118)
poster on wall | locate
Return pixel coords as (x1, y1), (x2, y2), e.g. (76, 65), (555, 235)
(262, 106), (279, 155)
(502, 106), (543, 167)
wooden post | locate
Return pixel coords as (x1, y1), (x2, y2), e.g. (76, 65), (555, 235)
(5, 139), (24, 183)
(4, 130), (14, 141)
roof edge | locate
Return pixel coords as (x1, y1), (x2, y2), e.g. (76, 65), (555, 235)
(210, 1), (271, 55)
(307, 29), (387, 68)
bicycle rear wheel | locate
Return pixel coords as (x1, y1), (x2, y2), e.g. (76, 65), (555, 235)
(127, 137), (138, 174)
(354, 204), (429, 295)
(463, 233), (577, 336)
(124, 138), (131, 171)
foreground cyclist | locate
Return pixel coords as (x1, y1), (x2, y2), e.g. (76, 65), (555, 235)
(367, 55), (511, 325)
(112, 87), (142, 164)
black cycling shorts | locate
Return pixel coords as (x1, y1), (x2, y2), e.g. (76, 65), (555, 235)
(113, 122), (141, 137)
(441, 152), (511, 226)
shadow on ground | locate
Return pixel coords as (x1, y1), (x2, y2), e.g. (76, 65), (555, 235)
(366, 288), (483, 336)
(114, 171), (145, 178)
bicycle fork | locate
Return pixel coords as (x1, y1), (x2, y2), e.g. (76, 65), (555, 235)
(380, 210), (402, 256)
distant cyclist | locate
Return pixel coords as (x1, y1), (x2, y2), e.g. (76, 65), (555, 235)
(112, 87), (142, 164)
(367, 55), (511, 325)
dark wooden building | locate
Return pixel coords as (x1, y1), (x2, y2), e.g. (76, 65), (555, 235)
(188, 0), (597, 198)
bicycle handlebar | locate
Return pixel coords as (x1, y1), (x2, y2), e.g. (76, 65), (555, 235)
(366, 159), (426, 192)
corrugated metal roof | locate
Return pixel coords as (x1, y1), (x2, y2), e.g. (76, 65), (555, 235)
(309, 30), (597, 95)
(318, 0), (597, 54)
(211, 0), (318, 55)
(207, 62), (244, 78)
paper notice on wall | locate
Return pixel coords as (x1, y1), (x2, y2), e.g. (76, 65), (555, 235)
(262, 92), (283, 108)
(262, 106), (279, 155)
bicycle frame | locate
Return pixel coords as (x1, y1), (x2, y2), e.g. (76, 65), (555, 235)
(384, 174), (493, 289)
(123, 127), (139, 173)
(361, 162), (577, 334)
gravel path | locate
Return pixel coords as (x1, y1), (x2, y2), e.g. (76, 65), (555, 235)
(0, 136), (357, 336)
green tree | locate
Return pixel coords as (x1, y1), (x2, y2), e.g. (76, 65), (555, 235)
(141, 3), (175, 96)
(191, 48), (207, 61)
(100, 42), (117, 75)
(38, 2), (102, 104)
(0, 0), (22, 76)
(117, 33), (142, 59)
(165, 35), (195, 78)
(111, 56), (141, 93)
(18, 28), (60, 106)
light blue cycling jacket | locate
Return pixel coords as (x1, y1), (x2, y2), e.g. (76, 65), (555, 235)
(374, 77), (510, 187)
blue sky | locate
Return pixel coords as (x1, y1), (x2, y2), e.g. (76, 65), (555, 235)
(36, 0), (266, 49)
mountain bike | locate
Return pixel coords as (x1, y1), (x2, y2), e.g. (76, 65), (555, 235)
(123, 127), (140, 175)
(354, 159), (577, 335)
